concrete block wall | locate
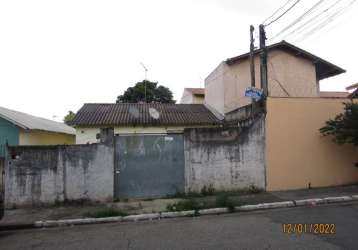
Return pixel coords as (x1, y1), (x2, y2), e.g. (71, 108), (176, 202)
(61, 144), (114, 202)
(5, 143), (113, 207)
(5, 121), (266, 207)
(184, 115), (265, 192)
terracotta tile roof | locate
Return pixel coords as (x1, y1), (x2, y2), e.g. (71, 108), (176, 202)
(185, 88), (205, 96)
(319, 91), (349, 98)
(71, 103), (221, 127)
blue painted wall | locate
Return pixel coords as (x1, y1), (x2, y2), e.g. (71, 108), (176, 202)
(0, 117), (19, 156)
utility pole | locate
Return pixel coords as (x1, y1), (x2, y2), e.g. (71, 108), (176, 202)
(259, 24), (268, 99)
(249, 25), (257, 115)
(249, 25), (256, 88)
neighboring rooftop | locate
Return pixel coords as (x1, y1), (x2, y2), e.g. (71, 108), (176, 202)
(345, 83), (358, 98)
(346, 83), (358, 91)
(0, 106), (75, 135)
(71, 103), (221, 127)
(184, 88), (205, 96)
(226, 40), (345, 81)
(349, 89), (358, 99)
(320, 91), (349, 98)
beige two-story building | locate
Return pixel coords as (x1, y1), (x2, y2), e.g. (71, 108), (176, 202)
(205, 40), (345, 114)
(204, 40), (358, 191)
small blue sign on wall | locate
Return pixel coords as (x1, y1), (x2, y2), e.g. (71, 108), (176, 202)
(245, 87), (263, 101)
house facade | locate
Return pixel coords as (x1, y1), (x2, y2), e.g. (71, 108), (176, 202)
(6, 103), (267, 206)
(180, 88), (205, 104)
(203, 40), (358, 191)
(0, 106), (75, 152)
(73, 103), (220, 144)
(204, 41), (345, 114)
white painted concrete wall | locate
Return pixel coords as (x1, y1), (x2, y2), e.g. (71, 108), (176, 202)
(5, 119), (265, 207)
(5, 143), (114, 207)
(62, 144), (114, 202)
(184, 115), (265, 192)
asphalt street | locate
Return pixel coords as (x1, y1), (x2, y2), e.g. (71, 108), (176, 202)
(0, 202), (357, 250)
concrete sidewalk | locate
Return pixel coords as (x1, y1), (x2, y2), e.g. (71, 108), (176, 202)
(1, 184), (358, 227)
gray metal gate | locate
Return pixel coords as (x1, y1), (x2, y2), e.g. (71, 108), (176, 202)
(114, 134), (184, 199)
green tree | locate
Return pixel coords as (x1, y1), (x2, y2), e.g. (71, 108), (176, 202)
(116, 80), (175, 103)
(63, 111), (76, 125)
(320, 102), (358, 166)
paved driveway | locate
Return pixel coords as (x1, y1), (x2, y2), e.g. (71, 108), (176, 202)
(0, 203), (358, 250)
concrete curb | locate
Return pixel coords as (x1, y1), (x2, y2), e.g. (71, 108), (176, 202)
(294, 198), (324, 206)
(2, 194), (358, 230)
(236, 201), (295, 211)
(160, 210), (196, 218)
(199, 208), (229, 215)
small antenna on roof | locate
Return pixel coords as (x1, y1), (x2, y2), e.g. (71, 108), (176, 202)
(140, 62), (148, 80)
(140, 62), (148, 102)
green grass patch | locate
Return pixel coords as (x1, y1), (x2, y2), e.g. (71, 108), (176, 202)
(84, 207), (128, 218)
(166, 198), (203, 212)
(166, 195), (246, 213)
(215, 194), (235, 212)
(166, 185), (263, 199)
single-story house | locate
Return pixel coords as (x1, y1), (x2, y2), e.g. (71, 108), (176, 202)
(0, 106), (75, 151)
(71, 103), (221, 144)
(180, 88), (205, 104)
(7, 102), (265, 205)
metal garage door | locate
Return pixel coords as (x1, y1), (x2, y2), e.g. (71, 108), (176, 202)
(114, 134), (184, 199)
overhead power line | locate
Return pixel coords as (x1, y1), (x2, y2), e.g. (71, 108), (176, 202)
(264, 0), (302, 27)
(279, 0), (343, 41)
(262, 0), (295, 24)
(295, 0), (357, 43)
(310, 0), (357, 36)
(268, 0), (327, 42)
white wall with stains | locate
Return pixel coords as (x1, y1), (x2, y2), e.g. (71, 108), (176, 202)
(5, 143), (113, 207)
(184, 115), (265, 192)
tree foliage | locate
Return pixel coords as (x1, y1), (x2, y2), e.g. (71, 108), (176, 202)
(320, 102), (358, 166)
(63, 111), (76, 125)
(116, 80), (175, 104)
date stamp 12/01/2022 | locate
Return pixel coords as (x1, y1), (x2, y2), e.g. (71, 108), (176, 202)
(282, 224), (336, 235)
